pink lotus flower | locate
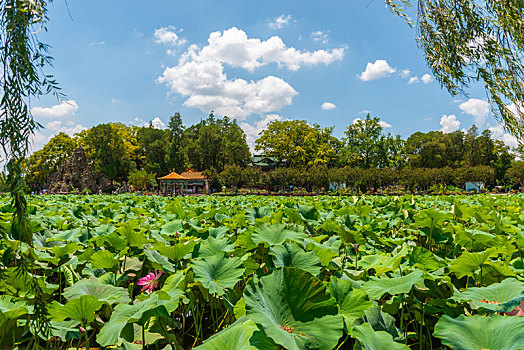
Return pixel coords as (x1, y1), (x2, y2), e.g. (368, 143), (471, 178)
(505, 301), (524, 316)
(137, 270), (163, 293)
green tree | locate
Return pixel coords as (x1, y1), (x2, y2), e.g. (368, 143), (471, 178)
(136, 126), (171, 176)
(343, 115), (404, 168)
(184, 113), (250, 172)
(388, 0), (524, 137)
(26, 133), (78, 189)
(82, 124), (129, 182)
(218, 164), (243, 190)
(128, 170), (157, 191)
(255, 120), (340, 167)
(506, 161), (524, 191)
(167, 112), (188, 172)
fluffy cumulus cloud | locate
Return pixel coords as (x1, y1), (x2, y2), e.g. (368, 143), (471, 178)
(269, 14), (293, 30)
(440, 114), (460, 133)
(408, 77), (419, 84)
(157, 27), (345, 119)
(179, 27), (345, 72)
(240, 114), (283, 150)
(489, 124), (519, 148)
(379, 121), (392, 128)
(359, 60), (396, 81)
(400, 69), (410, 78)
(421, 74), (433, 84)
(31, 100), (79, 119)
(151, 117), (166, 129)
(459, 98), (490, 127)
(154, 26), (186, 46)
(321, 102), (336, 110)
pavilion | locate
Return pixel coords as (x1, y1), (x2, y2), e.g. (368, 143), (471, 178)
(158, 170), (209, 196)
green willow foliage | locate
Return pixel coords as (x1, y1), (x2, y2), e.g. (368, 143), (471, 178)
(387, 0), (524, 139)
(0, 0), (60, 343)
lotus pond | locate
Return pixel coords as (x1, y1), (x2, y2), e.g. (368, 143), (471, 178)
(1, 194), (523, 349)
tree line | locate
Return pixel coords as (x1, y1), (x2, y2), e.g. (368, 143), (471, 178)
(25, 113), (524, 193)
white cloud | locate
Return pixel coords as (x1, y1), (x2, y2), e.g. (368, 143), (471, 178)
(379, 121), (392, 128)
(408, 76), (419, 84)
(311, 30), (329, 44)
(269, 14), (292, 30)
(240, 114), (283, 150)
(489, 124), (519, 148)
(459, 98), (490, 127)
(421, 74), (433, 84)
(360, 110), (372, 115)
(151, 117), (166, 129)
(400, 69), (410, 78)
(359, 60), (396, 81)
(154, 26), (186, 46)
(321, 102), (336, 110)
(425, 117), (432, 121)
(440, 114), (460, 133)
(111, 98), (122, 107)
(182, 27), (345, 72)
(31, 100), (79, 119)
(132, 117), (166, 129)
(158, 27), (345, 119)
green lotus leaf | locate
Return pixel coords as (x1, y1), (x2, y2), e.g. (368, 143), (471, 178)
(153, 237), (198, 261)
(453, 278), (524, 312)
(329, 278), (373, 329)
(50, 243), (82, 259)
(96, 231), (127, 251)
(359, 245), (409, 275)
(0, 295), (28, 326)
(209, 226), (228, 238)
(362, 270), (424, 300)
(117, 221), (151, 247)
(194, 317), (259, 350)
(434, 314), (524, 350)
(97, 292), (171, 346)
(144, 249), (177, 272)
(198, 236), (235, 258)
(64, 278), (130, 304)
(90, 250), (118, 269)
(270, 242), (321, 276)
(244, 267), (343, 350)
(408, 246), (443, 271)
(449, 247), (499, 279)
(352, 323), (409, 350)
(251, 223), (306, 246)
(160, 219), (184, 235)
(298, 204), (319, 221)
(192, 254), (245, 296)
(48, 295), (102, 325)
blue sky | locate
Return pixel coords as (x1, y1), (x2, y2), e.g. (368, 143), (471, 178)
(30, 0), (517, 151)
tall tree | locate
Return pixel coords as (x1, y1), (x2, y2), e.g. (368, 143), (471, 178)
(167, 112), (188, 172)
(82, 124), (129, 182)
(183, 113), (251, 172)
(255, 120), (340, 167)
(136, 126), (171, 176)
(343, 115), (404, 169)
(26, 132), (78, 189)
